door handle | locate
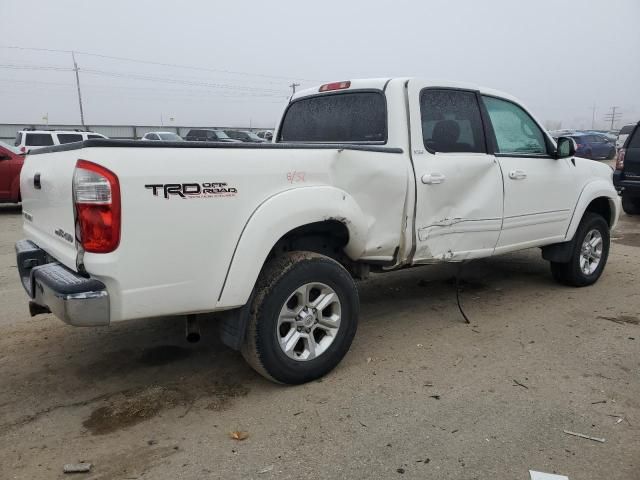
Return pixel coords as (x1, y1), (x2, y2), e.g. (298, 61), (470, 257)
(508, 169), (527, 180)
(33, 173), (41, 189)
(421, 173), (446, 185)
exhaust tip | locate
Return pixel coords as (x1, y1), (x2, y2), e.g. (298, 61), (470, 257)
(186, 331), (201, 343)
(185, 315), (201, 343)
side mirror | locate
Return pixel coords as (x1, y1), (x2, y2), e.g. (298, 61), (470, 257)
(555, 136), (576, 159)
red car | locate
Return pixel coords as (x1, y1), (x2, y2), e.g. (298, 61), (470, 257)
(0, 141), (24, 203)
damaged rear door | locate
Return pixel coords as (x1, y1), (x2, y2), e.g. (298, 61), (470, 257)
(407, 83), (504, 262)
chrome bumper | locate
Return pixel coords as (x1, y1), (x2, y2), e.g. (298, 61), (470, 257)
(15, 239), (110, 326)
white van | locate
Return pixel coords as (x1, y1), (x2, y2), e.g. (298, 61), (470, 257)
(14, 129), (107, 153)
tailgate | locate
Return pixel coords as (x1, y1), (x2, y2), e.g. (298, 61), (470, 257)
(20, 149), (79, 270)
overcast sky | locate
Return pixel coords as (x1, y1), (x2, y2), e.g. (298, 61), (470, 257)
(0, 0), (638, 129)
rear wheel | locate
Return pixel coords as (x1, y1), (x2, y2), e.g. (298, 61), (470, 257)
(550, 212), (610, 287)
(241, 251), (359, 384)
(621, 192), (640, 215)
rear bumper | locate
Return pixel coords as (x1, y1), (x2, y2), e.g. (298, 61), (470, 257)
(15, 239), (110, 326)
(613, 171), (640, 195)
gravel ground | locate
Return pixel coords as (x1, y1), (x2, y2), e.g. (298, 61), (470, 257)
(0, 198), (638, 480)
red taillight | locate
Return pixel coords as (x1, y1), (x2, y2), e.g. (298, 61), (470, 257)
(616, 149), (625, 171)
(20, 146), (26, 153)
(73, 160), (121, 253)
(319, 81), (351, 92)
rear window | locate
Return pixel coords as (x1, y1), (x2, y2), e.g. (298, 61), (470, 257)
(57, 133), (83, 144)
(25, 133), (54, 146)
(279, 91), (387, 143)
(620, 125), (635, 135)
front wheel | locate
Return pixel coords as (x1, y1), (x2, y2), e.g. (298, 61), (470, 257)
(550, 212), (610, 287)
(241, 251), (359, 384)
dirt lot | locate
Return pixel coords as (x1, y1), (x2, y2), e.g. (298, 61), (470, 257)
(0, 200), (638, 480)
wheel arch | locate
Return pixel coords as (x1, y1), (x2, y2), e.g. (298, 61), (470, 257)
(565, 181), (620, 241)
(216, 186), (368, 308)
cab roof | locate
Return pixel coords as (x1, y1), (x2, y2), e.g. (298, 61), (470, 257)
(291, 78), (520, 104)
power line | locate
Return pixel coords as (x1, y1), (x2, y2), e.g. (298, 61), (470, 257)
(0, 63), (73, 71)
(0, 77), (289, 98)
(0, 44), (322, 83)
(81, 68), (289, 93)
(603, 106), (622, 130)
(0, 63), (291, 95)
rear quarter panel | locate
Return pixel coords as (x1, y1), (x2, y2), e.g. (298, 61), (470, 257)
(83, 145), (408, 321)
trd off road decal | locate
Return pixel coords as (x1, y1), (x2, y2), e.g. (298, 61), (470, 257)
(145, 182), (238, 199)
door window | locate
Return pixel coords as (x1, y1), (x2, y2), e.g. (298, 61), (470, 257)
(25, 133), (54, 146)
(482, 96), (547, 155)
(56, 134), (83, 144)
(420, 89), (486, 153)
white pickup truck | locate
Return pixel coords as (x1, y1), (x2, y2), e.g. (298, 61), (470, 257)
(17, 78), (620, 384)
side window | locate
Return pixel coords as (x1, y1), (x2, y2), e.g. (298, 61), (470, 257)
(628, 128), (640, 148)
(87, 134), (103, 139)
(56, 134), (83, 144)
(14, 132), (23, 147)
(420, 89), (486, 153)
(25, 133), (54, 146)
(482, 96), (547, 155)
(148, 134), (159, 140)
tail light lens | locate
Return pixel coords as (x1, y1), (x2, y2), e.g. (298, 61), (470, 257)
(73, 160), (121, 253)
(616, 149), (625, 171)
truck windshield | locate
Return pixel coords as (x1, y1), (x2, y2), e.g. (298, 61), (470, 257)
(278, 91), (387, 143)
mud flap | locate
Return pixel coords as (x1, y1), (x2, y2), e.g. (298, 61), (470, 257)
(218, 292), (254, 351)
(541, 238), (576, 263)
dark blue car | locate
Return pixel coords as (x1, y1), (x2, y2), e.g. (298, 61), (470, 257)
(568, 133), (616, 160)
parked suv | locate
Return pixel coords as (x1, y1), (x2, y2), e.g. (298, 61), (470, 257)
(614, 122), (640, 214)
(0, 140), (24, 203)
(184, 129), (241, 143)
(14, 129), (107, 153)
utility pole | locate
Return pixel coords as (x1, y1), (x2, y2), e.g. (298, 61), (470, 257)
(289, 82), (300, 96)
(71, 51), (86, 128)
(591, 103), (596, 129)
(603, 106), (621, 131)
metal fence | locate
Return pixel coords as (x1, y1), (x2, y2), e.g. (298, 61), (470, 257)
(0, 123), (270, 143)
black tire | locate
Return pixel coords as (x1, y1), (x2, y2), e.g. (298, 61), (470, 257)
(606, 148), (616, 160)
(621, 192), (640, 215)
(550, 212), (610, 287)
(241, 251), (359, 384)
